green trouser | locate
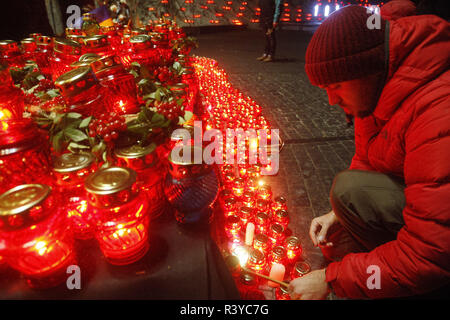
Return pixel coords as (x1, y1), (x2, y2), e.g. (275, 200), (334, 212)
(324, 169), (406, 261)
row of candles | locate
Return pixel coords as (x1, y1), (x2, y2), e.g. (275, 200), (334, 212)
(192, 57), (310, 300)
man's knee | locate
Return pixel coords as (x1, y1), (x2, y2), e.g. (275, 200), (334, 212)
(330, 170), (366, 209)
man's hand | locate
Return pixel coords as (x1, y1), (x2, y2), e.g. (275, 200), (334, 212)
(273, 22), (278, 29)
(266, 28), (273, 35)
(309, 210), (339, 247)
(288, 269), (330, 300)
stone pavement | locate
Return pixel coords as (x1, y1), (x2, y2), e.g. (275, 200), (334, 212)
(191, 28), (356, 296)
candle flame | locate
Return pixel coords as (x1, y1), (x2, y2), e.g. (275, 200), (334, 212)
(231, 245), (249, 267)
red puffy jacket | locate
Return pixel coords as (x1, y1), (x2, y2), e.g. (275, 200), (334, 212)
(325, 15), (450, 298)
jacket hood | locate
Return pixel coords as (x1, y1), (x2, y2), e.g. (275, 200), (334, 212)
(374, 15), (450, 121)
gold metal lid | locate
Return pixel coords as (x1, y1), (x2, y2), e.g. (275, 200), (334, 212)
(242, 190), (255, 200)
(270, 223), (285, 235)
(83, 34), (108, 48)
(129, 34), (151, 44)
(286, 236), (301, 249)
(55, 66), (98, 97)
(256, 199), (269, 209)
(71, 53), (101, 67)
(53, 38), (81, 55)
(53, 153), (95, 173)
(233, 177), (244, 186)
(275, 209), (288, 219)
(0, 184), (50, 216)
(21, 38), (35, 44)
(36, 36), (53, 46)
(274, 196), (286, 205)
(223, 196), (237, 207)
(254, 233), (269, 246)
(249, 248), (265, 264)
(294, 261), (311, 275)
(114, 143), (156, 159)
(90, 55), (122, 73)
(271, 246), (287, 260)
(255, 211), (269, 223)
(225, 214), (241, 227)
(239, 206), (253, 217)
(0, 40), (15, 46)
(85, 166), (136, 195)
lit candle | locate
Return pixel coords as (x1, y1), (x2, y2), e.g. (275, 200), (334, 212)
(245, 222), (255, 246)
(268, 263), (285, 287)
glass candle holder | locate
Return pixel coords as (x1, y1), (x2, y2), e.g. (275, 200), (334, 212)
(20, 38), (37, 61)
(221, 164), (234, 176)
(53, 152), (96, 240)
(255, 199), (269, 212)
(221, 196), (238, 217)
(50, 38), (82, 81)
(34, 36), (54, 78)
(55, 66), (108, 118)
(0, 40), (26, 68)
(0, 184), (76, 288)
(85, 166), (150, 265)
(0, 65), (24, 120)
(269, 223), (286, 246)
(114, 143), (165, 220)
(254, 211), (270, 234)
(232, 177), (245, 198)
(246, 176), (259, 192)
(269, 246), (287, 267)
(225, 214), (242, 244)
(0, 119), (52, 194)
(253, 233), (270, 254)
(100, 26), (122, 52)
(90, 55), (139, 115)
(272, 196), (287, 213)
(256, 184), (272, 201)
(120, 35), (158, 69)
(239, 206), (253, 226)
(273, 209), (290, 228)
(285, 236), (302, 262)
(81, 35), (111, 56)
(290, 261), (311, 279)
(241, 190), (255, 208)
(247, 247), (267, 274)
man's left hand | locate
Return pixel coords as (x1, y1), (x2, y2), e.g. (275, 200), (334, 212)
(288, 269), (330, 300)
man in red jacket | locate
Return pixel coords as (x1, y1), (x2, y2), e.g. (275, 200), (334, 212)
(288, 5), (450, 299)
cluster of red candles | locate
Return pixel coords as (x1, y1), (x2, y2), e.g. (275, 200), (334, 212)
(192, 57), (310, 300)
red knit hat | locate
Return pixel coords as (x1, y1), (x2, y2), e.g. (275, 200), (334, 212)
(305, 5), (386, 86)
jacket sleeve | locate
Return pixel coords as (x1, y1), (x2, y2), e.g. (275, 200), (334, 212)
(349, 116), (377, 171)
(326, 95), (450, 298)
(273, 0), (282, 24)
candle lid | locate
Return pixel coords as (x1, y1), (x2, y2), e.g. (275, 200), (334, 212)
(275, 209), (288, 219)
(55, 66), (98, 97)
(256, 199), (269, 209)
(286, 236), (301, 249)
(226, 214), (241, 227)
(220, 188), (233, 199)
(0, 184), (50, 216)
(274, 196), (287, 204)
(249, 248), (265, 264)
(255, 211), (269, 223)
(20, 38), (35, 45)
(270, 223), (285, 235)
(115, 143), (156, 159)
(85, 166), (136, 195)
(239, 206), (253, 217)
(90, 55), (123, 74)
(36, 35), (53, 46)
(83, 35), (109, 48)
(254, 233), (269, 246)
(53, 38), (81, 55)
(223, 196), (237, 207)
(53, 152), (95, 173)
(271, 246), (287, 260)
(294, 261), (311, 275)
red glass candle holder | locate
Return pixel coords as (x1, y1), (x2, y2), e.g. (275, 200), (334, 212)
(232, 177), (245, 198)
(0, 40), (26, 68)
(253, 233), (271, 254)
(34, 36), (54, 78)
(255, 198), (269, 212)
(247, 247), (267, 274)
(273, 209), (290, 228)
(290, 261), (311, 279)
(0, 119), (52, 194)
(90, 55), (139, 114)
(256, 184), (272, 201)
(239, 206), (253, 226)
(120, 35), (158, 69)
(114, 143), (166, 220)
(241, 190), (255, 208)
(254, 211), (270, 234)
(269, 245), (287, 267)
(0, 184), (76, 288)
(81, 35), (111, 57)
(85, 167), (150, 265)
(221, 196), (238, 217)
(285, 236), (302, 263)
(268, 223), (286, 246)
(221, 164), (234, 176)
(272, 196), (287, 213)
(20, 38), (37, 61)
(225, 214), (243, 244)
(53, 152), (96, 240)
(55, 66), (108, 118)
(100, 26), (122, 52)
(0, 65), (24, 120)
(49, 38), (81, 81)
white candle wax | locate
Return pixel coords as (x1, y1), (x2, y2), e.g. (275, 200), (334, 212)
(268, 263), (285, 287)
(245, 223), (255, 246)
